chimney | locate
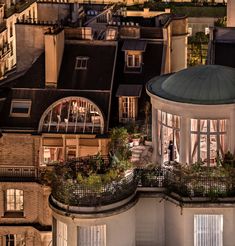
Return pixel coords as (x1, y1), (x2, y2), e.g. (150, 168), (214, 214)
(45, 27), (64, 88)
(227, 0), (235, 27)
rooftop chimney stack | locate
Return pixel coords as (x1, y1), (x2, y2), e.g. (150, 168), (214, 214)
(227, 0), (235, 27)
(45, 27), (64, 88)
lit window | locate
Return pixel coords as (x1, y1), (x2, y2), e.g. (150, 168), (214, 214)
(0, 234), (26, 245)
(126, 53), (141, 68)
(6, 189), (24, 211)
(78, 225), (106, 246)
(78, 27), (92, 40)
(191, 119), (227, 165)
(39, 97), (104, 134)
(75, 57), (89, 70)
(194, 214), (223, 246)
(106, 28), (117, 40)
(158, 110), (180, 163)
(120, 97), (136, 123)
(205, 27), (210, 35)
(57, 220), (67, 246)
(43, 147), (63, 164)
(10, 100), (31, 117)
(188, 27), (193, 36)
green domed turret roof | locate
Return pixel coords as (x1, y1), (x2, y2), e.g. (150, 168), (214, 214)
(147, 65), (235, 105)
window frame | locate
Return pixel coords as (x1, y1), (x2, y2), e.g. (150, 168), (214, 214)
(157, 110), (181, 163)
(1, 234), (26, 246)
(5, 189), (24, 212)
(75, 56), (89, 70)
(190, 119), (227, 165)
(120, 96), (136, 122)
(10, 99), (32, 117)
(194, 214), (223, 246)
(126, 53), (141, 68)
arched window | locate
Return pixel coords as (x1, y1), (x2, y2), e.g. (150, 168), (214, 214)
(38, 97), (104, 134)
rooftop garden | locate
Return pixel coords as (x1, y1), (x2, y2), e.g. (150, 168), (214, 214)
(46, 127), (137, 207)
(41, 124), (235, 207)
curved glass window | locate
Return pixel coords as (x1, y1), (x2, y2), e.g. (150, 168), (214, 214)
(158, 110), (180, 163)
(39, 97), (104, 134)
(191, 119), (227, 165)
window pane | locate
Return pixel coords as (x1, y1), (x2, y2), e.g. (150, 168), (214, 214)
(158, 110), (161, 122)
(162, 125), (173, 163)
(194, 215), (223, 246)
(219, 120), (226, 132)
(191, 133), (198, 163)
(43, 147), (63, 164)
(6, 189), (23, 211)
(200, 120), (207, 132)
(158, 121), (161, 155)
(11, 100), (31, 116)
(200, 135), (207, 163)
(210, 120), (217, 132)
(162, 111), (166, 124)
(174, 115), (180, 129)
(210, 135), (217, 165)
(167, 113), (173, 127)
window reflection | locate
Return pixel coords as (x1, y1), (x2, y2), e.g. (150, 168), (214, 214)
(191, 119), (227, 165)
(40, 97), (104, 134)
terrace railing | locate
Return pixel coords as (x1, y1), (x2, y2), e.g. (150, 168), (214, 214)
(0, 165), (38, 181)
(51, 170), (137, 207)
(1, 164), (235, 201)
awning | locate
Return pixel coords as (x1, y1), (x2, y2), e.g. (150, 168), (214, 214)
(116, 84), (143, 97)
(122, 40), (147, 52)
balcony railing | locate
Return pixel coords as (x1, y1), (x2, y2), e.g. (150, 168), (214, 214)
(137, 167), (235, 199)
(1, 164), (235, 202)
(0, 165), (38, 181)
(51, 170), (137, 207)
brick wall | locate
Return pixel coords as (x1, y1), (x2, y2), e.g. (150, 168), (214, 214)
(0, 182), (51, 225)
(0, 134), (40, 166)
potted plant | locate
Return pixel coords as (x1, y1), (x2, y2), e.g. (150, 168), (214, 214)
(132, 133), (141, 146)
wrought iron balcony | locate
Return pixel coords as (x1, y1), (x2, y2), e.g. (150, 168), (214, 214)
(1, 162), (235, 204)
(0, 165), (38, 181)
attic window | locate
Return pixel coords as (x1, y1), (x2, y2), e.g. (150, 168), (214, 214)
(10, 100), (31, 117)
(106, 28), (117, 40)
(75, 57), (89, 70)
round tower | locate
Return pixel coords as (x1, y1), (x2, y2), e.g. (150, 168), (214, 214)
(48, 156), (137, 246)
(227, 0), (235, 27)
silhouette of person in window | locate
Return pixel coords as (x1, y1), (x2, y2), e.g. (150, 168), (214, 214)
(168, 140), (174, 162)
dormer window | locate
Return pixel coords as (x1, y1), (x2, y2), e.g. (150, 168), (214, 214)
(127, 53), (141, 68)
(116, 84), (142, 123)
(122, 40), (146, 73)
(75, 57), (89, 70)
(105, 28), (117, 40)
(10, 99), (31, 117)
